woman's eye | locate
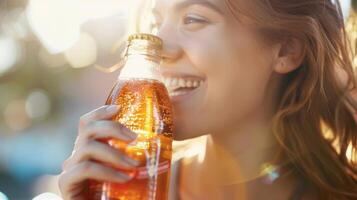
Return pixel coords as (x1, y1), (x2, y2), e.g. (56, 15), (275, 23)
(183, 15), (208, 25)
(182, 15), (209, 31)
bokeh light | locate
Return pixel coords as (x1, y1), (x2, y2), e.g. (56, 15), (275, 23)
(0, 36), (22, 76)
(32, 193), (61, 200)
(4, 99), (31, 132)
(0, 192), (9, 200)
(25, 89), (51, 120)
(64, 32), (97, 68)
(26, 0), (140, 54)
(26, 0), (83, 54)
(346, 143), (356, 162)
(1, 8), (29, 40)
(341, 0), (352, 21)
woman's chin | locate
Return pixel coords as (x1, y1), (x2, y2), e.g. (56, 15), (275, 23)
(172, 125), (206, 141)
(172, 127), (190, 141)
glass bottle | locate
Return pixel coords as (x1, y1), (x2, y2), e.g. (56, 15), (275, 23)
(88, 33), (174, 200)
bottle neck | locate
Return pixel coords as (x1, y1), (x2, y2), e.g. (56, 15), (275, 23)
(118, 54), (162, 81)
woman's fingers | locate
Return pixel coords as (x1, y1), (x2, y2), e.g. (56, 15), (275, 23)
(79, 105), (120, 127)
(59, 161), (133, 198)
(63, 140), (139, 171)
(74, 120), (137, 150)
(83, 120), (137, 141)
(59, 106), (139, 200)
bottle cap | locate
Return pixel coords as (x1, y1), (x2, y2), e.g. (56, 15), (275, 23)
(126, 33), (163, 61)
(128, 33), (163, 46)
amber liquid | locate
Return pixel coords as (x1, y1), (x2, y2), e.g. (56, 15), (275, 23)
(88, 78), (174, 200)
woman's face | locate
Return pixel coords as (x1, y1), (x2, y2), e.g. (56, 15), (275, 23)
(154, 0), (281, 140)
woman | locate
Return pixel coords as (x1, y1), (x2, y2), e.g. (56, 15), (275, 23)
(58, 0), (357, 199)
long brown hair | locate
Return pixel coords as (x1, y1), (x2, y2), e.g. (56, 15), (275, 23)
(225, 0), (357, 199)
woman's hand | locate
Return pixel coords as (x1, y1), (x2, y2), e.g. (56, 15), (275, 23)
(58, 105), (139, 200)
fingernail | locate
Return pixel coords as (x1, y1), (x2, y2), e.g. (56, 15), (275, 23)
(106, 105), (119, 113)
(122, 126), (137, 140)
(116, 173), (132, 182)
(125, 157), (140, 166)
(125, 173), (135, 181)
(127, 172), (136, 180)
(128, 132), (137, 140)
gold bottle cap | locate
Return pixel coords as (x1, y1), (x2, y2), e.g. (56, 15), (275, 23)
(126, 33), (163, 61)
(128, 33), (163, 46)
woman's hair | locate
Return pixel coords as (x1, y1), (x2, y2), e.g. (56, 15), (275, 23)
(225, 0), (357, 199)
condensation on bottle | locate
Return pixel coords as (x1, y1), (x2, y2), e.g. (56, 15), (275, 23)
(88, 33), (174, 200)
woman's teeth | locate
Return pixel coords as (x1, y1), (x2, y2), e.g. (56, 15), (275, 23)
(163, 77), (204, 89)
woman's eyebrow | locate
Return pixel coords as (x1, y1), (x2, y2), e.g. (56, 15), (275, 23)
(153, 0), (223, 15)
(175, 0), (223, 14)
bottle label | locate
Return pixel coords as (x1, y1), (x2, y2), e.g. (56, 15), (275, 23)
(135, 160), (170, 179)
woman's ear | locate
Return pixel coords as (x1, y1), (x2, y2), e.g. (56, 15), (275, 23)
(273, 37), (305, 74)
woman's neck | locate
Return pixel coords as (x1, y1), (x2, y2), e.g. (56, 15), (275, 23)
(183, 111), (298, 200)
(207, 113), (279, 184)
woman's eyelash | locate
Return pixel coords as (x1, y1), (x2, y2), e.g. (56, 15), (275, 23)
(183, 16), (208, 24)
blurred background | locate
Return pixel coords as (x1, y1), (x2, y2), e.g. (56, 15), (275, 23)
(0, 0), (355, 199)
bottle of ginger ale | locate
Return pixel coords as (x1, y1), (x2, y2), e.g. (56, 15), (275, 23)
(88, 33), (174, 200)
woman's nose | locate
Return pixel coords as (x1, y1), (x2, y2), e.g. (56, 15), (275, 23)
(156, 24), (183, 63)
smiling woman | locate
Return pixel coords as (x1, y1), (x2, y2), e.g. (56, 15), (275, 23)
(58, 0), (357, 200)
